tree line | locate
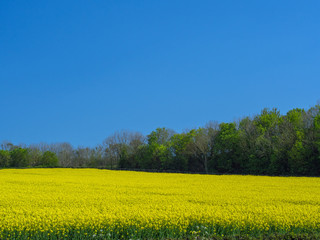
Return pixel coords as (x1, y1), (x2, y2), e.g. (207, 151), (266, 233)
(1, 105), (320, 176)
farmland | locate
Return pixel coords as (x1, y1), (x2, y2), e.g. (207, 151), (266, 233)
(0, 169), (320, 239)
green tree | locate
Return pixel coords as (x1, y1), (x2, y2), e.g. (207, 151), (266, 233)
(284, 108), (309, 175)
(315, 115), (320, 153)
(170, 131), (194, 171)
(140, 128), (174, 170)
(305, 107), (320, 175)
(238, 117), (260, 174)
(0, 150), (11, 168)
(213, 123), (240, 173)
(253, 108), (282, 174)
(10, 148), (30, 168)
(37, 151), (59, 167)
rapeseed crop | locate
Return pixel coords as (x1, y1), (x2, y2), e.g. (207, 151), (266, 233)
(0, 169), (319, 239)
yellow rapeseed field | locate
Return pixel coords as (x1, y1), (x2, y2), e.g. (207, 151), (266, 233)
(0, 168), (319, 238)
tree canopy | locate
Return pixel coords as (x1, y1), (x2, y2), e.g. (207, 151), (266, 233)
(1, 104), (320, 176)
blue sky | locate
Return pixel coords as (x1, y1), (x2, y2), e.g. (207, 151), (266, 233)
(1, 1), (319, 147)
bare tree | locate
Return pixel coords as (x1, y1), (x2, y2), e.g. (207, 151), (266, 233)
(188, 122), (219, 173)
(0, 141), (16, 151)
(43, 142), (74, 167)
(103, 130), (145, 169)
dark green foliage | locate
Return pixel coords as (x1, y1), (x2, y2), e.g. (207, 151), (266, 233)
(138, 128), (175, 170)
(0, 150), (11, 168)
(2, 104), (320, 176)
(115, 104), (320, 176)
(10, 148), (31, 167)
(170, 131), (194, 171)
(0, 148), (59, 168)
(213, 123), (240, 173)
(36, 151), (59, 167)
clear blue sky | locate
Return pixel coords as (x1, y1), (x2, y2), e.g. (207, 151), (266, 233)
(1, 1), (319, 147)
